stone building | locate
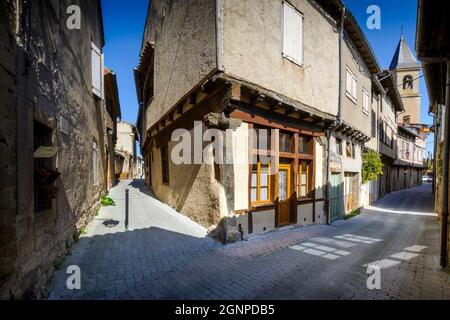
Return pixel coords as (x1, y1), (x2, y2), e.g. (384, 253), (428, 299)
(326, 6), (383, 220)
(104, 69), (122, 189)
(391, 35), (422, 126)
(415, 0), (450, 268)
(116, 121), (139, 180)
(391, 125), (425, 190)
(389, 35), (426, 192)
(0, 0), (119, 299)
(361, 70), (405, 205)
(360, 35), (427, 207)
(134, 0), (397, 239)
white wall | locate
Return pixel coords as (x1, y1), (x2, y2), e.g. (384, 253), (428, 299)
(220, 0), (339, 117)
(233, 123), (249, 211)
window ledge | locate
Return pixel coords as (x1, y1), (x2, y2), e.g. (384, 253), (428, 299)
(251, 202), (274, 211)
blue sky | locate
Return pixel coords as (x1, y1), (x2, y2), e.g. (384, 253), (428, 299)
(101, 0), (433, 155)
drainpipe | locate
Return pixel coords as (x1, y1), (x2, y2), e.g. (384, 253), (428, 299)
(326, 6), (346, 224)
(337, 7), (346, 125)
(428, 110), (437, 196)
(215, 0), (223, 71)
(440, 61), (450, 268)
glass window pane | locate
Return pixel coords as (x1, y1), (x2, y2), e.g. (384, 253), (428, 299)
(279, 170), (288, 201)
(279, 133), (292, 153)
(299, 136), (312, 154)
(260, 173), (268, 187)
(251, 173), (257, 187)
(301, 185), (307, 196)
(255, 128), (271, 150)
(302, 172), (307, 182)
(260, 187), (268, 201)
(251, 188), (257, 202)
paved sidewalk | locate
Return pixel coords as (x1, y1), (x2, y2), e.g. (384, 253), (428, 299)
(48, 183), (450, 300)
(47, 180), (219, 300)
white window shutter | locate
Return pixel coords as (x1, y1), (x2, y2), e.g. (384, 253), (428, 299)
(91, 42), (104, 99)
(283, 2), (303, 65)
(346, 70), (352, 94)
(352, 76), (357, 100)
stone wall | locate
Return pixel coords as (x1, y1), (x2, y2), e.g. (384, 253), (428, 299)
(0, 0), (107, 299)
(142, 0), (217, 130)
(0, 0), (19, 299)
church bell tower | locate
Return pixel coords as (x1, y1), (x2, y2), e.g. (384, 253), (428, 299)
(389, 34), (422, 125)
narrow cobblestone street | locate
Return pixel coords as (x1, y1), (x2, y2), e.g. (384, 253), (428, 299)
(47, 182), (450, 300)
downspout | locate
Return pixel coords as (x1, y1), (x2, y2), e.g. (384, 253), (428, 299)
(326, 6), (346, 224)
(428, 110), (436, 196)
(440, 61), (450, 268)
(337, 7), (346, 126)
(215, 0), (223, 71)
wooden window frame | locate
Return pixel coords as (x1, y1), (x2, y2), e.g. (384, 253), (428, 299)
(297, 160), (313, 199)
(336, 138), (343, 156)
(253, 126), (273, 151)
(279, 131), (293, 153)
(251, 161), (272, 205)
(298, 135), (313, 155)
(249, 126), (316, 209)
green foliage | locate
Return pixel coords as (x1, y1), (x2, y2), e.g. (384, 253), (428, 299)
(362, 150), (383, 184)
(101, 195), (115, 207)
(344, 208), (361, 220)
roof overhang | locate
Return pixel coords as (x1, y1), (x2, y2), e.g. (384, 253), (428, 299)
(415, 0), (450, 113)
(104, 70), (122, 119)
(398, 124), (420, 138)
(317, 0), (382, 75)
(378, 70), (405, 113)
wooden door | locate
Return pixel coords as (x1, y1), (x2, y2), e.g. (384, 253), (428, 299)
(277, 164), (291, 227)
(330, 173), (341, 222)
(344, 173), (357, 213)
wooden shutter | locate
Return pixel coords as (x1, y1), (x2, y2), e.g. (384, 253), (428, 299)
(283, 2), (303, 65)
(91, 42), (104, 99)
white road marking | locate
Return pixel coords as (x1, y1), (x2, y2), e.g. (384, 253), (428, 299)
(290, 245), (307, 251)
(289, 240), (353, 260)
(309, 237), (358, 248)
(363, 244), (426, 270)
(322, 253), (340, 260)
(303, 248), (326, 257)
(342, 234), (383, 242)
(390, 252), (420, 261)
(364, 259), (401, 269)
(404, 245), (428, 253)
(334, 235), (374, 244)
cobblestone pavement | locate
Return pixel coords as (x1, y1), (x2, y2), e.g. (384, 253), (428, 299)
(47, 182), (450, 300)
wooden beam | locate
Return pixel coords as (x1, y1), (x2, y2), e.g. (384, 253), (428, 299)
(231, 83), (241, 101)
(230, 109), (325, 137)
(251, 93), (266, 106)
(271, 101), (283, 111)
